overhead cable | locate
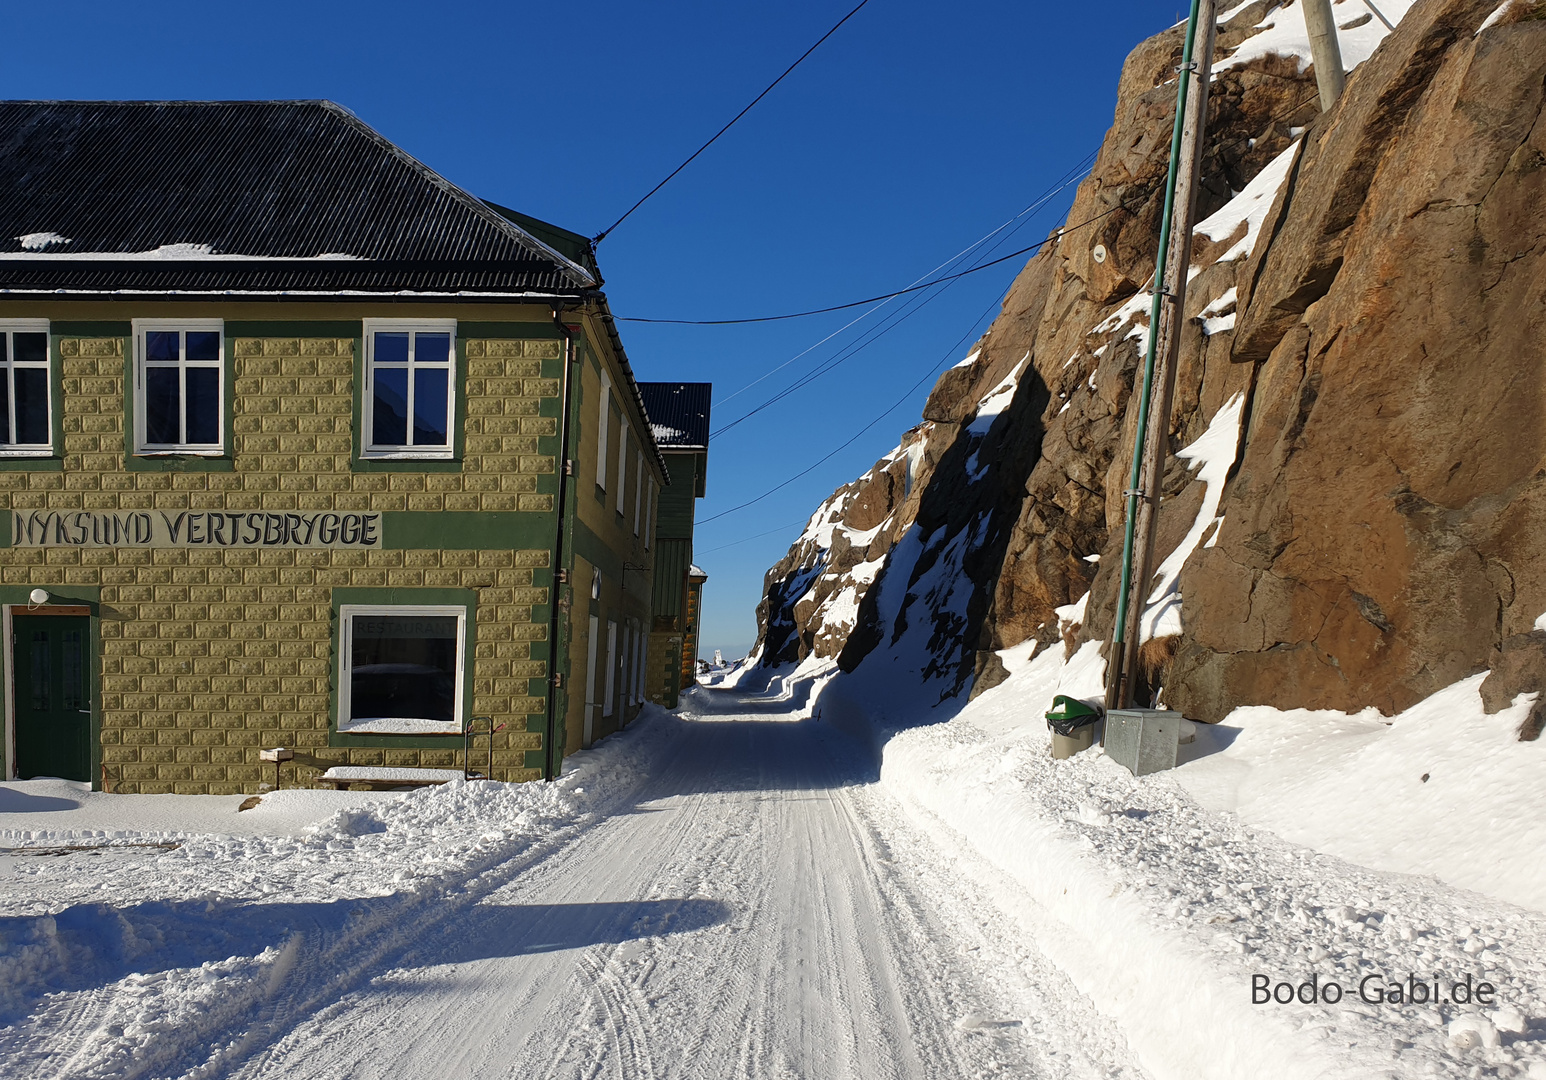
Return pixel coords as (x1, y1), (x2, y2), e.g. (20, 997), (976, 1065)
(592, 0), (871, 245)
(712, 149), (1099, 410)
(691, 91), (1325, 526)
(695, 283), (1011, 526)
(707, 173), (1092, 440)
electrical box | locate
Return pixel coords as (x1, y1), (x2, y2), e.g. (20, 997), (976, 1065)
(1105, 708), (1181, 777)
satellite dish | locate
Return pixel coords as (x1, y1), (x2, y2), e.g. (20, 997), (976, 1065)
(1092, 244), (1108, 265)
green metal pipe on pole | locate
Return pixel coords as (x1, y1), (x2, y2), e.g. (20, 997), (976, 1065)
(1104, 0), (1205, 714)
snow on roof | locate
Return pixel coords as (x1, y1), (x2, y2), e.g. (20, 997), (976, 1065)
(16, 232), (68, 251)
(3, 243), (364, 261)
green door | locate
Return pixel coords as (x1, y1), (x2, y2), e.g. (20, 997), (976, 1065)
(13, 615), (92, 782)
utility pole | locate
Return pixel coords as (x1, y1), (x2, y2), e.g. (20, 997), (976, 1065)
(1104, 0), (1216, 714)
(1117, 3), (1218, 709)
(1302, 0), (1346, 110)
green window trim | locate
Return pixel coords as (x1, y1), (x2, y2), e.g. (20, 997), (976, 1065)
(328, 586), (479, 749)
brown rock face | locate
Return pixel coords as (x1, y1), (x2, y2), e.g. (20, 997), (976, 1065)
(1171, 9), (1546, 722)
(751, 0), (1546, 732)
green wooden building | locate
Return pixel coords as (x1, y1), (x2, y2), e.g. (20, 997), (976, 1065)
(0, 100), (668, 793)
(637, 383), (711, 708)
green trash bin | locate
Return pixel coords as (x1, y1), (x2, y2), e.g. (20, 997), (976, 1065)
(1046, 695), (1101, 759)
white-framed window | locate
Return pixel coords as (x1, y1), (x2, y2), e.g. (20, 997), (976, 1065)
(584, 613), (600, 747)
(615, 426), (628, 514)
(133, 319), (224, 455)
(595, 375), (611, 488)
(633, 450), (643, 535)
(337, 604), (466, 735)
(632, 622), (646, 704)
(0, 320), (51, 456)
(362, 319), (457, 459)
(603, 619), (618, 717)
(644, 480), (654, 550)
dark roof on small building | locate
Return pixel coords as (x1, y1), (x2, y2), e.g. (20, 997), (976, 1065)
(0, 100), (598, 298)
(637, 383), (712, 451)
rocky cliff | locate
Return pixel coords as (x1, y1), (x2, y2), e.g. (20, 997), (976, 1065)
(751, 0), (1546, 736)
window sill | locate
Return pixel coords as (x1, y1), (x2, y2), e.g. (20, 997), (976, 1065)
(0, 456), (63, 472)
(327, 730), (468, 749)
(125, 455), (234, 473)
(354, 458), (463, 473)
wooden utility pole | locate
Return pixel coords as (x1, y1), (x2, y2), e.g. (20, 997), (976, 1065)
(1302, 0), (1346, 110)
(1117, 3), (1218, 708)
(1105, 0), (1217, 714)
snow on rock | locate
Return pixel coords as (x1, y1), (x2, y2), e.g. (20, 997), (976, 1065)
(1477, 0), (1518, 33)
(1215, 0), (1417, 76)
(1198, 286), (1238, 336)
(963, 352), (1029, 476)
(1194, 142), (1301, 264)
(1139, 392), (1246, 641)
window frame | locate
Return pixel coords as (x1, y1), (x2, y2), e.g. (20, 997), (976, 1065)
(131, 318), (226, 456)
(336, 602), (468, 736)
(633, 450), (644, 535)
(0, 320), (53, 458)
(595, 373), (611, 490)
(361, 318), (459, 461)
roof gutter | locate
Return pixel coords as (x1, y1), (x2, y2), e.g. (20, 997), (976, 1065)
(583, 290), (670, 482)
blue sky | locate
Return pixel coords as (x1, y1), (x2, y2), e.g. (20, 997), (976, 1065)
(2, 0), (1174, 659)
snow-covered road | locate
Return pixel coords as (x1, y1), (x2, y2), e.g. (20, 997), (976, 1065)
(237, 691), (1142, 1080)
(0, 691), (1145, 1080)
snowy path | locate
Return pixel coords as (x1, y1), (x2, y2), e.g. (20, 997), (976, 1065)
(230, 692), (1143, 1080)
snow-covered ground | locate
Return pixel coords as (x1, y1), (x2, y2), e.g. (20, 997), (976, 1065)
(0, 701), (1145, 1080)
(4, 663), (1543, 1079)
(783, 635), (1546, 1080)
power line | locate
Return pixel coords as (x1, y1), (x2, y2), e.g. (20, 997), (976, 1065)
(617, 90), (1321, 329)
(706, 155), (1099, 439)
(689, 91), (1325, 528)
(616, 236), (1064, 325)
(695, 519), (808, 555)
(696, 283), (1010, 526)
(712, 149), (1098, 410)
(592, 0), (871, 246)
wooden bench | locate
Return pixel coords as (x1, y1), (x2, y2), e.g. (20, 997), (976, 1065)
(317, 766), (469, 791)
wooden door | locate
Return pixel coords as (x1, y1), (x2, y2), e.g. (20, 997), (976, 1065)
(13, 614), (91, 781)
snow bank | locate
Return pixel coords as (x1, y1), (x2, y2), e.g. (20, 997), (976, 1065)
(1177, 675), (1546, 912)
(0, 708), (688, 1077)
(781, 645), (1546, 1080)
(0, 779), (398, 841)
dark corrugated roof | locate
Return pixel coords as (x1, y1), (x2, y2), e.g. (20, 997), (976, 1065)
(637, 383), (712, 450)
(0, 100), (596, 298)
